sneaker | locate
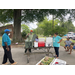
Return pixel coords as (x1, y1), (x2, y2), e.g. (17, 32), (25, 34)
(2, 62), (8, 65)
(11, 62), (17, 65)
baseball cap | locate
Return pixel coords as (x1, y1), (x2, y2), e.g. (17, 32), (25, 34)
(30, 30), (33, 32)
(4, 29), (10, 32)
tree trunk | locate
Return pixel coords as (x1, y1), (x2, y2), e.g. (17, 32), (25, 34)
(52, 15), (54, 29)
(13, 9), (22, 42)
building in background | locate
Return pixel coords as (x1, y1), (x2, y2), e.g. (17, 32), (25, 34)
(0, 24), (13, 38)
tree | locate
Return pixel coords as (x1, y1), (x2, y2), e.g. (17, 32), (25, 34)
(13, 9), (21, 41)
(33, 27), (44, 35)
(60, 21), (75, 32)
(21, 24), (30, 34)
(21, 31), (27, 39)
(38, 18), (59, 36)
(0, 9), (72, 41)
(50, 26), (68, 36)
(38, 18), (68, 36)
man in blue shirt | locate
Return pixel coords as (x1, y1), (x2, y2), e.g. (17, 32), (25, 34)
(52, 33), (62, 58)
(2, 29), (17, 65)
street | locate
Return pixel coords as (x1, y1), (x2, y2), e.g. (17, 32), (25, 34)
(0, 46), (75, 65)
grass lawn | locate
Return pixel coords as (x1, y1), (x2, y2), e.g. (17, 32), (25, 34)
(0, 37), (2, 40)
(38, 36), (46, 39)
(60, 40), (65, 47)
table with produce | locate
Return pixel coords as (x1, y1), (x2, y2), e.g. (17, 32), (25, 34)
(36, 56), (67, 65)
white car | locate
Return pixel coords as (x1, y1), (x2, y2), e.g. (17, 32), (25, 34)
(66, 32), (74, 39)
(72, 33), (75, 40)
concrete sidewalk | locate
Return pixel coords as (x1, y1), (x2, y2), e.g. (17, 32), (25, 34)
(0, 46), (75, 65)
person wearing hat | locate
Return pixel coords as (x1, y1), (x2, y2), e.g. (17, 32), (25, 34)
(2, 29), (17, 65)
(25, 30), (33, 53)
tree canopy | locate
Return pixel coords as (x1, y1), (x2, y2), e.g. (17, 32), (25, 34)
(0, 9), (75, 41)
(0, 9), (68, 22)
(60, 21), (75, 32)
(36, 18), (68, 36)
(21, 24), (30, 34)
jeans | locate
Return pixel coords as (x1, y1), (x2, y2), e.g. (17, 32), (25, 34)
(54, 47), (59, 57)
(2, 46), (14, 64)
(25, 49), (31, 53)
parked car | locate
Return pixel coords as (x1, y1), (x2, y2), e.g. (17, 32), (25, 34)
(66, 32), (74, 39)
(72, 33), (75, 40)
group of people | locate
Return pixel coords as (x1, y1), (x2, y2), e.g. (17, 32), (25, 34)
(53, 34), (75, 59)
(52, 33), (75, 58)
(2, 28), (75, 65)
(2, 29), (39, 65)
(25, 31), (62, 59)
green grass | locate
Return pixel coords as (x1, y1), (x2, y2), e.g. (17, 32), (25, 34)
(71, 39), (75, 43)
(0, 37), (2, 40)
(60, 40), (65, 47)
(38, 36), (46, 39)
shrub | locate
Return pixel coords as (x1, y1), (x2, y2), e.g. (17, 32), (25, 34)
(21, 30), (27, 39)
(0, 30), (4, 35)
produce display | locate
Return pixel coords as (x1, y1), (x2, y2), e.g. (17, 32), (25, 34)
(51, 59), (67, 65)
(38, 56), (54, 65)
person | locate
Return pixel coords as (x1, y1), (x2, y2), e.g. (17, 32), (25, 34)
(35, 36), (39, 42)
(35, 36), (39, 50)
(69, 43), (75, 54)
(64, 37), (72, 52)
(52, 33), (62, 58)
(2, 29), (17, 65)
(25, 30), (33, 53)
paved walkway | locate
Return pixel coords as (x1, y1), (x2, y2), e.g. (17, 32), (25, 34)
(0, 46), (75, 65)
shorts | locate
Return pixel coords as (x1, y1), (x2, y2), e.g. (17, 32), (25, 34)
(73, 46), (75, 49)
(65, 45), (70, 47)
